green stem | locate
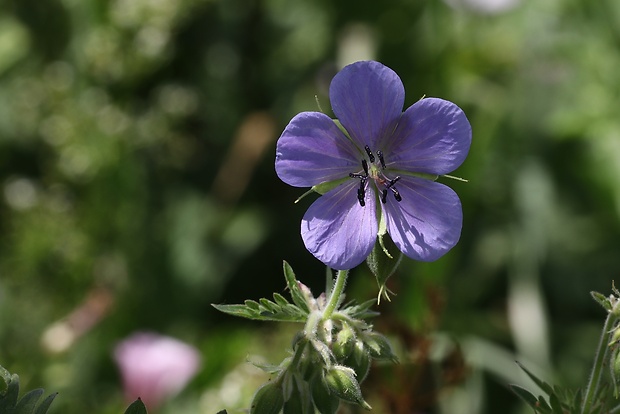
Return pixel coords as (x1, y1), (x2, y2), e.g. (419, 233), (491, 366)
(323, 269), (348, 320)
(581, 311), (619, 414)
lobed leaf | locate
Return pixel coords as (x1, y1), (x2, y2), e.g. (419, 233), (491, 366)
(14, 388), (43, 414)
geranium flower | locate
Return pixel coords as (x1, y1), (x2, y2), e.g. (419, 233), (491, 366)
(276, 61), (472, 270)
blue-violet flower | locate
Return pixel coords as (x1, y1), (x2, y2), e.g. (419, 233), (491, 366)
(275, 61), (472, 270)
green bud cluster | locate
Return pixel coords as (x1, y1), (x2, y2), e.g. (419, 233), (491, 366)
(244, 262), (399, 413)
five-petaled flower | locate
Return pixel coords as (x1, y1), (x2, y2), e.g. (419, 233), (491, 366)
(275, 61), (472, 270)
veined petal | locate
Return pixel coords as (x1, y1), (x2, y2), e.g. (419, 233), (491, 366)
(301, 180), (378, 270)
(382, 176), (462, 262)
(383, 98), (472, 175)
(276, 112), (360, 187)
(330, 61), (405, 150)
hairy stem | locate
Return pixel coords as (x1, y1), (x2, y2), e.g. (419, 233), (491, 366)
(581, 311), (619, 414)
(323, 269), (348, 320)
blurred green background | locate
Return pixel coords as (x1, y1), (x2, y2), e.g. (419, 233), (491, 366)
(1, 0), (620, 412)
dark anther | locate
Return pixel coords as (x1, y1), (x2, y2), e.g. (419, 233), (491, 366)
(362, 159), (369, 175)
(357, 178), (366, 207)
(364, 145), (375, 163)
(386, 176), (400, 188)
(381, 189), (388, 204)
(391, 187), (402, 202)
(377, 150), (386, 169)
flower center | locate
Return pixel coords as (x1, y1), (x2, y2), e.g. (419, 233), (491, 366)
(349, 146), (402, 207)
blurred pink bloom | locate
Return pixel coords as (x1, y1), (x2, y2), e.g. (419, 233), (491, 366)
(114, 332), (202, 410)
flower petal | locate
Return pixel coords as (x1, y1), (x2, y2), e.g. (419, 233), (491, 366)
(383, 97), (472, 175)
(301, 180), (378, 270)
(330, 61), (405, 150)
(276, 112), (361, 187)
(382, 176), (462, 261)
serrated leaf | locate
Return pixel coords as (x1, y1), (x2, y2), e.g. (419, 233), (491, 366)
(283, 261), (310, 314)
(510, 384), (540, 409)
(212, 303), (307, 323)
(124, 398), (148, 414)
(516, 362), (555, 396)
(14, 388), (43, 414)
(33, 393), (57, 414)
(273, 293), (291, 308)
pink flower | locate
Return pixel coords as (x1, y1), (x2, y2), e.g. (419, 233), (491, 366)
(114, 332), (202, 410)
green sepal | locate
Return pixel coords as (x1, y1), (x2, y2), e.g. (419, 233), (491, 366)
(123, 398), (148, 414)
(363, 332), (398, 362)
(283, 375), (313, 414)
(343, 341), (371, 383)
(310, 375), (340, 414)
(366, 228), (402, 304)
(323, 365), (371, 409)
(294, 177), (349, 203)
(250, 381), (285, 414)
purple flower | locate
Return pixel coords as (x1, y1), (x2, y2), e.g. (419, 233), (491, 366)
(114, 332), (201, 410)
(275, 61), (472, 270)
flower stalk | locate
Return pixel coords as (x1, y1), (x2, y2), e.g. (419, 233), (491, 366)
(581, 305), (620, 414)
(323, 269), (348, 320)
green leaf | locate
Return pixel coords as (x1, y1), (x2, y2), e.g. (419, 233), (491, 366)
(283, 261), (310, 314)
(273, 293), (291, 308)
(212, 302), (307, 323)
(548, 392), (564, 414)
(510, 384), (540, 409)
(0, 373), (20, 412)
(516, 362), (555, 396)
(14, 388), (43, 414)
(124, 398), (148, 414)
(33, 393), (57, 414)
(591, 291), (612, 312)
(341, 299), (379, 320)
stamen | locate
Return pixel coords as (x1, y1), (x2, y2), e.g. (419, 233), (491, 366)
(377, 150), (386, 169)
(362, 159), (369, 175)
(391, 188), (402, 202)
(357, 178), (366, 207)
(386, 176), (400, 188)
(364, 145), (375, 163)
(381, 189), (388, 204)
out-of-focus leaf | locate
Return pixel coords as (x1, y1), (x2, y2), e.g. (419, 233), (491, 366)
(123, 398), (148, 414)
(14, 388), (43, 414)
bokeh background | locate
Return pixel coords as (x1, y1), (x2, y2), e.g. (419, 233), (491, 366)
(1, 0), (620, 412)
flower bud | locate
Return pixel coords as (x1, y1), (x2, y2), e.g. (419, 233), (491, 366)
(333, 323), (356, 361)
(283, 376), (313, 414)
(310, 375), (340, 414)
(344, 340), (371, 382)
(323, 365), (371, 409)
(250, 381), (284, 414)
(363, 332), (398, 362)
